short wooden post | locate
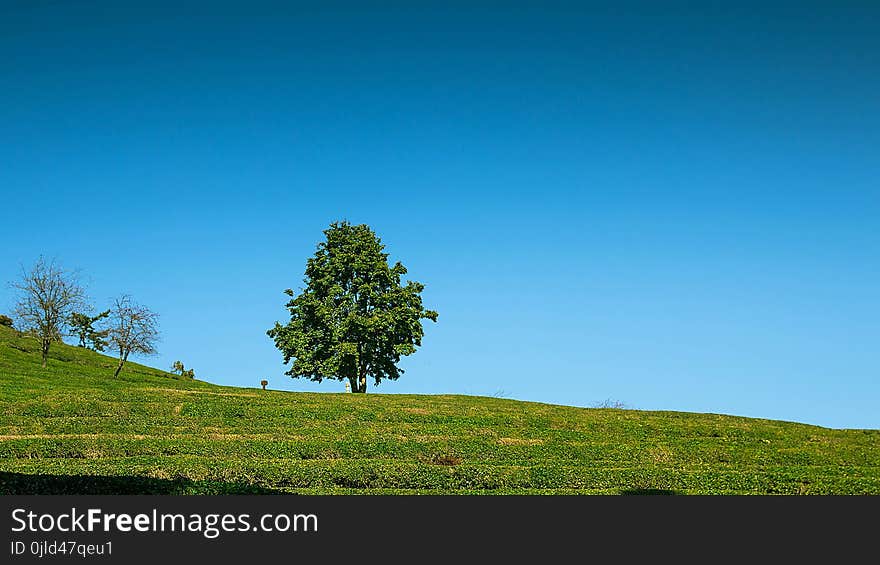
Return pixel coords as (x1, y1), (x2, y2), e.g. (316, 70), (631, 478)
(260, 379), (268, 390)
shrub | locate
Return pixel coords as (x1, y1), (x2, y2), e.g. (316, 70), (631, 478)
(0, 314), (13, 327)
(591, 398), (630, 409)
(170, 360), (195, 379)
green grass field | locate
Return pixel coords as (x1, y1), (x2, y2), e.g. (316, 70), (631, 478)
(0, 325), (877, 494)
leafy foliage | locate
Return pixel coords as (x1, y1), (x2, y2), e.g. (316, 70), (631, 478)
(268, 221), (438, 392)
(68, 310), (110, 351)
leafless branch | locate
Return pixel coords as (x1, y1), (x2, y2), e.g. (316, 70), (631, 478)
(107, 294), (160, 377)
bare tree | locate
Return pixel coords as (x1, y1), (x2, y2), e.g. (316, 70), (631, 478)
(10, 257), (87, 367)
(107, 294), (160, 378)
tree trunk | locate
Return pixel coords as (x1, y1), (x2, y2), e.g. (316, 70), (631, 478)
(114, 351), (129, 378)
(354, 343), (366, 393)
(348, 373), (367, 393)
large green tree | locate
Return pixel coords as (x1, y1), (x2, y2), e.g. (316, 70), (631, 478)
(268, 221), (438, 393)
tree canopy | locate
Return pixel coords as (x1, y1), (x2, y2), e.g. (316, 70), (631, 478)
(267, 221), (437, 393)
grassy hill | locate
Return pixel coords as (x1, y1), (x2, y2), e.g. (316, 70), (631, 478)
(0, 325), (877, 494)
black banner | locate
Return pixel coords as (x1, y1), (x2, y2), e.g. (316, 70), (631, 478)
(1, 495), (875, 563)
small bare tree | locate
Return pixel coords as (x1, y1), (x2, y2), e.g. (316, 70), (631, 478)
(10, 257), (87, 367)
(170, 360), (195, 379)
(107, 294), (159, 378)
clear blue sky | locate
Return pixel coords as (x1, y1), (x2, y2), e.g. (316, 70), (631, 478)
(1, 1), (877, 429)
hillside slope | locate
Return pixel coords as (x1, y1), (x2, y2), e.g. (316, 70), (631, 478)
(0, 325), (877, 494)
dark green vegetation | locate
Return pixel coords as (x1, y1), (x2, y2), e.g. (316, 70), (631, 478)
(268, 221), (437, 393)
(68, 310), (110, 351)
(0, 326), (877, 494)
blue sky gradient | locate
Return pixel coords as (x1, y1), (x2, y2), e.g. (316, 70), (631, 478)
(1, 1), (877, 428)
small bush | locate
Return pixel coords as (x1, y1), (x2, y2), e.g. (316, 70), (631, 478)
(0, 314), (13, 327)
(591, 398), (630, 409)
(170, 360), (195, 379)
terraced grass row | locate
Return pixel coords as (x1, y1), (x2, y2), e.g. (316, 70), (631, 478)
(0, 435), (875, 469)
(3, 456), (877, 494)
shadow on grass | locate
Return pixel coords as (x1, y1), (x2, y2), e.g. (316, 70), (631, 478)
(0, 472), (281, 495)
(618, 488), (681, 495)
